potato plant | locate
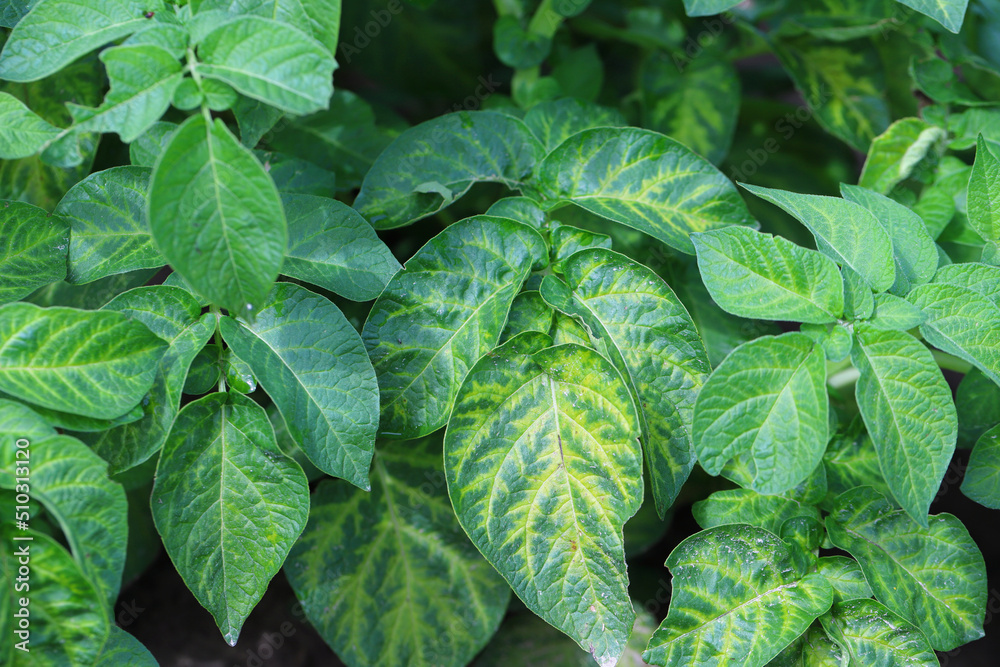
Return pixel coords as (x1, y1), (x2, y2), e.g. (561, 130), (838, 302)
(0, 0), (998, 665)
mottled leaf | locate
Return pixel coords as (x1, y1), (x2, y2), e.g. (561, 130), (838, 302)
(445, 334), (643, 667)
(0, 200), (68, 303)
(532, 127), (757, 254)
(826, 486), (986, 650)
(643, 524), (833, 667)
(287, 437), (509, 667)
(363, 215), (545, 438)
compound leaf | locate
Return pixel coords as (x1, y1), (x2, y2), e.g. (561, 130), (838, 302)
(908, 282), (1000, 385)
(539, 248), (710, 514)
(0, 431), (127, 607)
(962, 424), (1000, 509)
(354, 111), (543, 229)
(67, 44), (183, 143)
(282, 193), (401, 301)
(819, 598), (939, 666)
(82, 285), (216, 474)
(692, 488), (821, 536)
(742, 184), (895, 292)
(195, 16), (334, 115)
(55, 166), (164, 284)
(0, 526), (108, 667)
(0, 0), (162, 81)
(0, 200), (68, 304)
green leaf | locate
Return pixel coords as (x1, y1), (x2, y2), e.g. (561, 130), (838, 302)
(445, 334), (643, 667)
(841, 267), (874, 320)
(0, 527), (109, 666)
(767, 622), (845, 667)
(908, 282), (1000, 384)
(493, 16), (551, 69)
(539, 248), (710, 513)
(354, 111), (543, 229)
(0, 92), (61, 158)
(0, 393), (142, 432)
(894, 0), (969, 32)
(220, 282), (379, 488)
(94, 627), (158, 666)
(681, 0), (740, 16)
(81, 285), (215, 474)
(741, 184), (895, 292)
(867, 293), (927, 331)
(692, 488), (821, 536)
(826, 486), (986, 650)
(223, 349), (256, 394)
(282, 193), (401, 301)
(0, 433), (127, 606)
(823, 426), (892, 506)
(643, 524), (833, 667)
(0, 0), (34, 29)
(693, 333), (828, 494)
(363, 215), (545, 438)
(151, 391), (310, 645)
(692, 226), (844, 324)
(816, 556), (873, 604)
(522, 97), (626, 153)
(549, 224), (612, 272)
(486, 195), (547, 230)
(800, 322), (853, 362)
(232, 94), (283, 147)
(851, 325), (957, 523)
(0, 200), (68, 303)
(183, 343), (222, 396)
(268, 90), (393, 192)
(195, 0), (342, 56)
(128, 120), (175, 168)
(962, 424), (1000, 508)
(531, 127), (757, 254)
(148, 113), (286, 315)
(768, 36), (889, 151)
(819, 598), (938, 666)
(0, 0), (162, 81)
(287, 437), (510, 667)
(0, 396), (56, 440)
(956, 368), (1000, 448)
(195, 16), (335, 115)
(932, 262), (1000, 303)
(639, 51), (740, 164)
(840, 184), (937, 296)
(0, 302), (166, 419)
(858, 118), (947, 194)
(66, 44), (183, 143)
(500, 290), (553, 343)
(969, 134), (1000, 245)
(55, 166), (165, 284)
